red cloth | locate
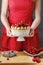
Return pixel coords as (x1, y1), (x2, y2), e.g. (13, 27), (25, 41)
(0, 37), (1, 43)
(1, 0), (40, 52)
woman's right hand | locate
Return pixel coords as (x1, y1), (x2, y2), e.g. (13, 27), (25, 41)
(6, 27), (12, 37)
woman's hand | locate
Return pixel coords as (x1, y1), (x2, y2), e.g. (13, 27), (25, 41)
(6, 28), (13, 37)
(29, 28), (34, 37)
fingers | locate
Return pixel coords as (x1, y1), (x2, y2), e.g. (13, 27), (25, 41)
(7, 29), (13, 37)
(29, 28), (34, 37)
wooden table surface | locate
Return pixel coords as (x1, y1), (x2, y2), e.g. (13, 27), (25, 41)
(0, 51), (43, 65)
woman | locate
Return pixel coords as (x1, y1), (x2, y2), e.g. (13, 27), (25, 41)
(1, 0), (41, 54)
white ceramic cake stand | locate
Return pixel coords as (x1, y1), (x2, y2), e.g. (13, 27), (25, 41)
(11, 29), (30, 41)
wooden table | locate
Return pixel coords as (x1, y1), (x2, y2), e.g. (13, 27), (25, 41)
(0, 51), (43, 65)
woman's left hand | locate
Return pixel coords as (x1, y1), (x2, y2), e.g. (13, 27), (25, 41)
(29, 28), (34, 37)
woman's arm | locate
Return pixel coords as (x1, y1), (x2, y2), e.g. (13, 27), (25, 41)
(1, 0), (10, 31)
(31, 0), (41, 30)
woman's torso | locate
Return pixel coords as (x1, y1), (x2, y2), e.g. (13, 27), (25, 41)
(8, 0), (35, 25)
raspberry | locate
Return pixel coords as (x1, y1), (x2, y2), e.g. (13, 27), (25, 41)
(7, 57), (9, 60)
(29, 51), (32, 54)
(36, 59), (41, 63)
(38, 48), (43, 53)
(32, 58), (36, 62)
(31, 50), (35, 55)
(35, 57), (41, 63)
(32, 57), (41, 63)
(0, 61), (2, 63)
